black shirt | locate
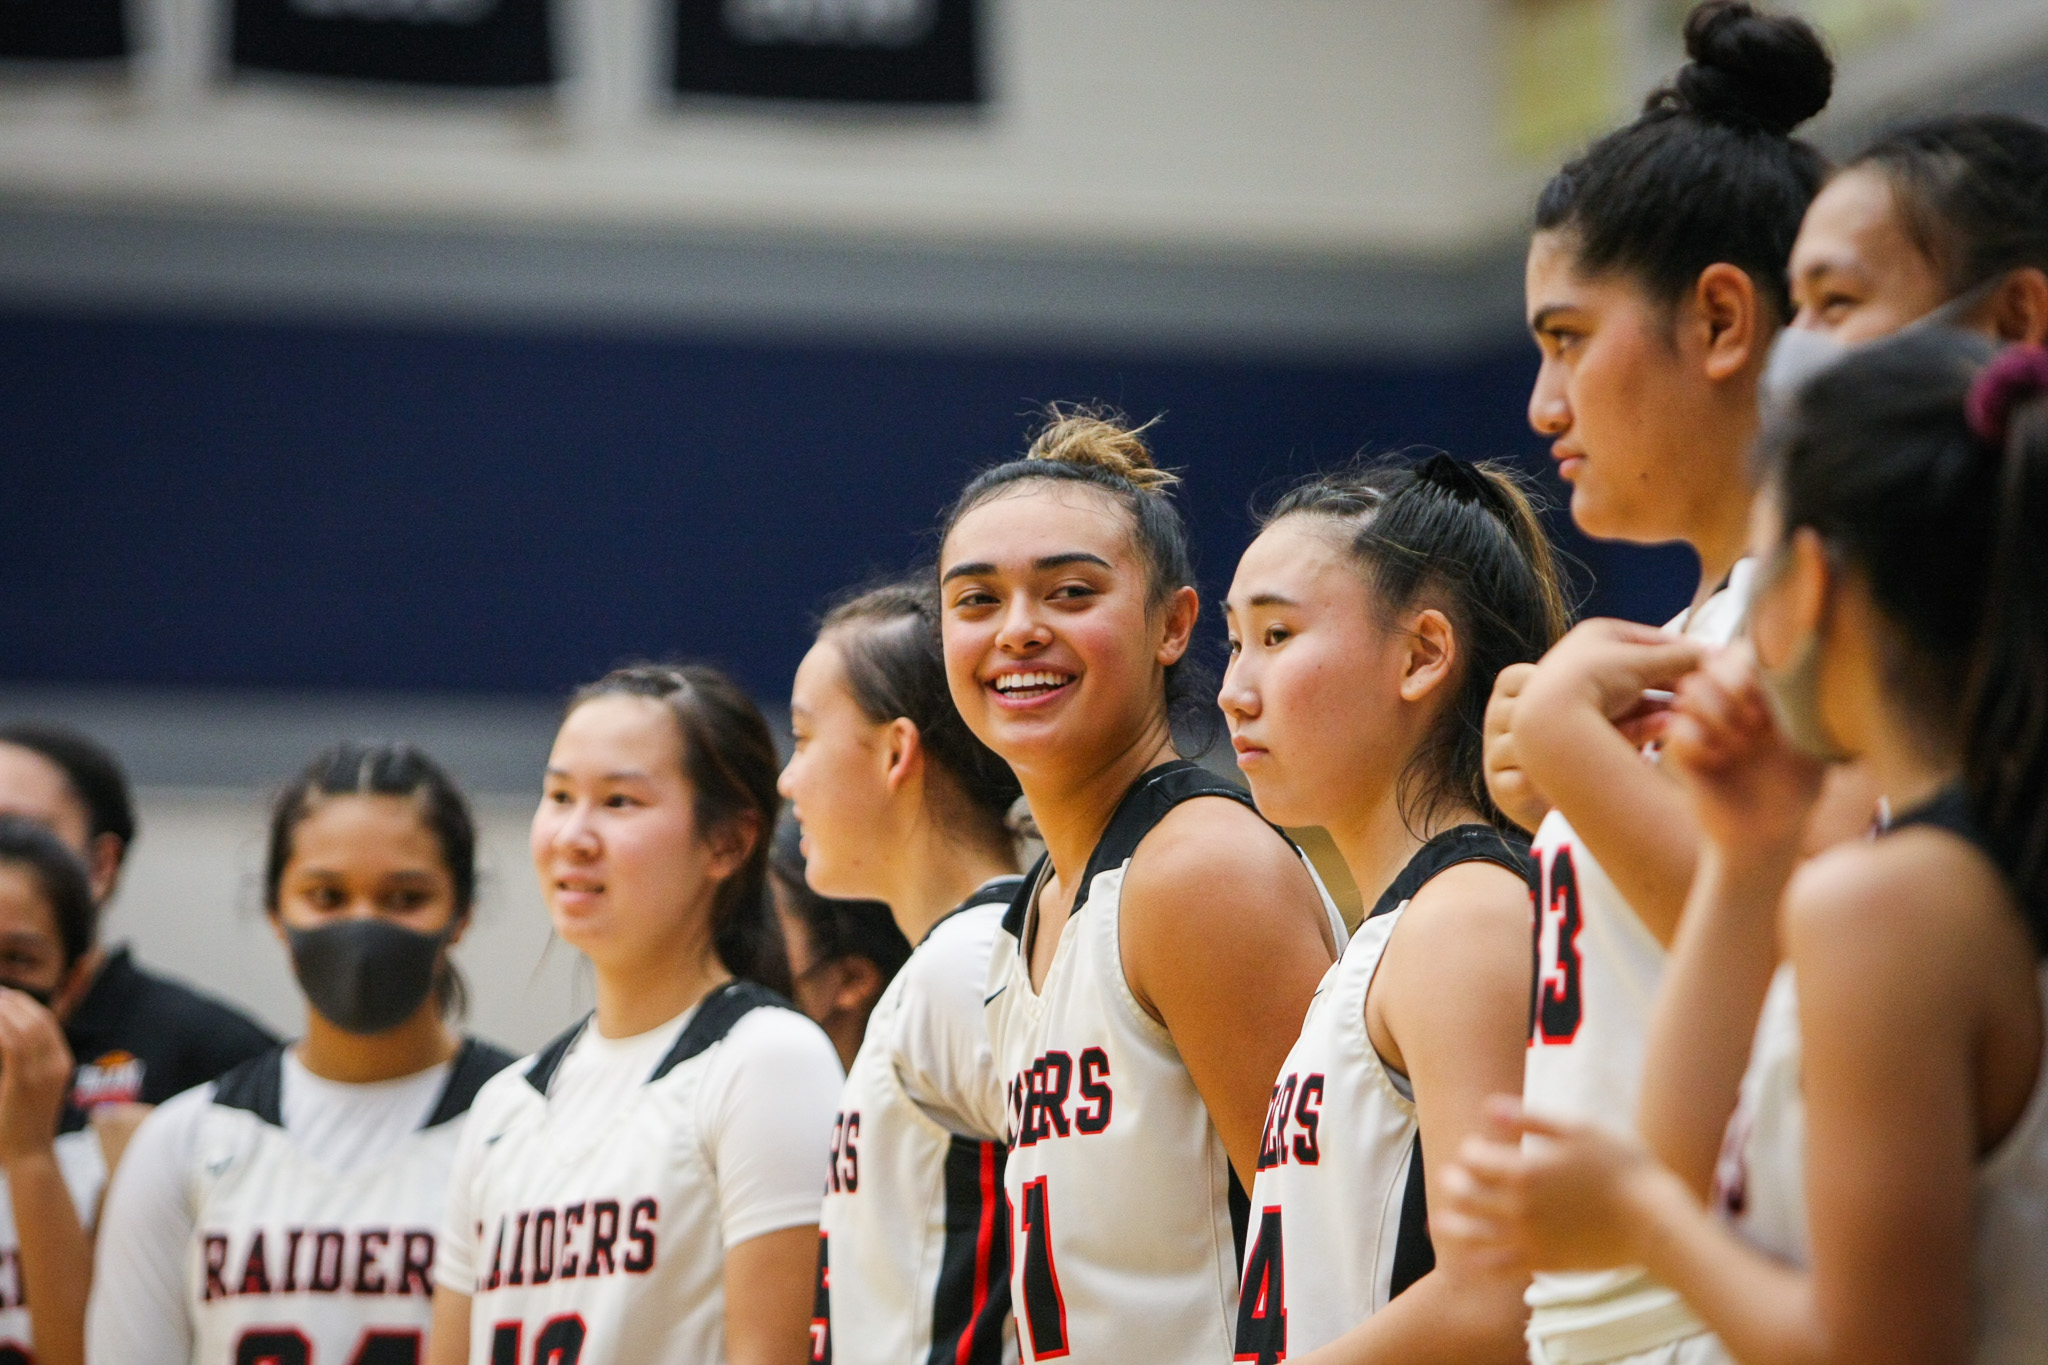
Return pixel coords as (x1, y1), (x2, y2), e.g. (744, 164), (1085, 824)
(61, 945), (279, 1132)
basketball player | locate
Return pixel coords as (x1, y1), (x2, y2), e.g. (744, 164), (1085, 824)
(0, 817), (119, 1365)
(935, 407), (1342, 1364)
(1476, 5), (1835, 1361)
(1217, 455), (1569, 1365)
(87, 743), (516, 1365)
(1443, 332), (2048, 1363)
(767, 816), (911, 1073)
(777, 575), (1025, 1365)
(428, 666), (842, 1365)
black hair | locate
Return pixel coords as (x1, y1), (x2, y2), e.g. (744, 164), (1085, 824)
(938, 404), (1217, 753)
(819, 573), (1022, 836)
(1260, 453), (1572, 834)
(1756, 329), (2048, 951)
(569, 664), (793, 997)
(0, 814), (96, 972)
(0, 722), (137, 867)
(1536, 1), (1833, 323)
(1847, 114), (2048, 296)
(767, 816), (912, 986)
(264, 742), (478, 1017)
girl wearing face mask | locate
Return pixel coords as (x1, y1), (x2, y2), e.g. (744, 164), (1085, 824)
(1444, 332), (2048, 1365)
(430, 666), (842, 1365)
(0, 816), (120, 1365)
(937, 408), (1343, 1365)
(1477, 4), (1834, 1361)
(1217, 455), (1569, 1365)
(777, 576), (1024, 1365)
(89, 743), (516, 1365)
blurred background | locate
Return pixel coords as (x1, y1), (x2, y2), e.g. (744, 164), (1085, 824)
(4, 0), (2047, 1050)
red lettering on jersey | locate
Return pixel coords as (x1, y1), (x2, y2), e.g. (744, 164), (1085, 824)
(310, 1230), (345, 1293)
(355, 1229), (390, 1294)
(556, 1206), (584, 1279)
(623, 1198), (658, 1273)
(238, 1231), (273, 1295)
(203, 1233), (231, 1300)
(399, 1231), (436, 1295)
(508, 1212), (530, 1285)
(827, 1112), (861, 1193)
(484, 1218), (507, 1291)
(1291, 1075), (1323, 1165)
(587, 1201), (620, 1275)
(532, 1209), (557, 1284)
(281, 1228), (304, 1293)
(1074, 1049), (1112, 1134)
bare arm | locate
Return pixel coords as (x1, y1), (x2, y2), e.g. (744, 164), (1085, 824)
(1120, 798), (1338, 1181)
(1301, 862), (1531, 1365)
(723, 1225), (822, 1365)
(0, 992), (91, 1365)
(427, 1287), (472, 1365)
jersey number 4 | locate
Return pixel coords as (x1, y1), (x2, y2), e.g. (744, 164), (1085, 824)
(1017, 1177), (1070, 1359)
(1531, 846), (1584, 1044)
(235, 1330), (421, 1365)
(1233, 1207), (1285, 1364)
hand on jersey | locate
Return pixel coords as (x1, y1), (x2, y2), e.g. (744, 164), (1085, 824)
(0, 989), (74, 1167)
(1510, 620), (1710, 776)
(1436, 1096), (1685, 1274)
(1663, 643), (1826, 858)
(1483, 663), (1553, 833)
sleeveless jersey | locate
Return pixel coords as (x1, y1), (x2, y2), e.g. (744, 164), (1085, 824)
(815, 877), (1024, 1365)
(442, 982), (843, 1365)
(1718, 790), (2048, 1364)
(1234, 826), (1530, 1363)
(178, 1039), (512, 1365)
(1524, 562), (1754, 1364)
(0, 1129), (104, 1358)
(984, 761), (1346, 1365)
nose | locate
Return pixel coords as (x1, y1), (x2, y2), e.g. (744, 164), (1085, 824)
(776, 758), (797, 800)
(1217, 648), (1259, 723)
(993, 594), (1051, 655)
(1528, 361), (1571, 438)
(551, 801), (600, 859)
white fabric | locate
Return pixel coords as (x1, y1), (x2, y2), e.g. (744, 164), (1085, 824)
(1524, 562), (1753, 1355)
(437, 1001), (842, 1365)
(1238, 905), (1418, 1358)
(0, 1128), (104, 1356)
(984, 823), (1342, 1365)
(819, 888), (1018, 1365)
(87, 1051), (465, 1365)
(1720, 963), (2048, 1364)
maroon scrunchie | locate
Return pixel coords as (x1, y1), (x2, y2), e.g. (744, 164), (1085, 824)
(1966, 344), (2048, 447)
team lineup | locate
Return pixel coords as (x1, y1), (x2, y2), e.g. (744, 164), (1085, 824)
(0, 3), (2044, 1363)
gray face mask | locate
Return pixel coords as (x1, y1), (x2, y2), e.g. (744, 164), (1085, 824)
(1759, 273), (2009, 412)
(287, 919), (451, 1035)
(1748, 550), (1851, 763)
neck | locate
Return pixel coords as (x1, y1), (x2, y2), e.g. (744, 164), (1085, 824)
(1690, 495), (1753, 612)
(1326, 782), (1473, 913)
(591, 923), (728, 1039)
(296, 1004), (458, 1084)
(1857, 701), (1961, 821)
(881, 815), (1020, 945)
(1015, 717), (1178, 900)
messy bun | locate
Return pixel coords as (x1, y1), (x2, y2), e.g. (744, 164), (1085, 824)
(938, 405), (1217, 755)
(1661, 0), (1832, 137)
(1536, 0), (1832, 322)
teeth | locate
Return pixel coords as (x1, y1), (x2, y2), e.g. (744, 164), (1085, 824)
(994, 671), (1070, 693)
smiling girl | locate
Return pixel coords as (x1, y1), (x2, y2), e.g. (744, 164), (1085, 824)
(91, 743), (516, 1365)
(936, 408), (1343, 1364)
(1219, 455), (1568, 1365)
(429, 667), (842, 1365)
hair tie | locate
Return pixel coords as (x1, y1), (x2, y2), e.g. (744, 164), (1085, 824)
(1966, 345), (2048, 447)
(1416, 452), (1499, 506)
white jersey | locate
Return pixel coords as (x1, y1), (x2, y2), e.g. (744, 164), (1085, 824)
(437, 981), (843, 1365)
(1525, 561), (1754, 1363)
(816, 877), (1023, 1365)
(1718, 793), (2048, 1364)
(87, 1039), (511, 1365)
(1236, 826), (1529, 1362)
(985, 761), (1346, 1365)
(0, 1129), (104, 1357)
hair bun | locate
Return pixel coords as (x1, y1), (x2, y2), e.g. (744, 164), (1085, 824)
(1024, 404), (1179, 492)
(1967, 345), (2048, 447)
(1668, 0), (1832, 137)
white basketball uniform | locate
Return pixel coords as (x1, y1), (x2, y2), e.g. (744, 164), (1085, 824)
(0, 1129), (104, 1361)
(815, 876), (1025, 1365)
(1524, 561), (1754, 1365)
(985, 761), (1346, 1365)
(1716, 790), (2048, 1364)
(437, 981), (843, 1365)
(87, 1039), (513, 1365)
(1235, 825), (1530, 1363)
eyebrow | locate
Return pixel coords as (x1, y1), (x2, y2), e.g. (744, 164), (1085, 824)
(542, 768), (652, 781)
(1528, 304), (1577, 334)
(1247, 592), (1300, 608)
(941, 551), (1113, 584)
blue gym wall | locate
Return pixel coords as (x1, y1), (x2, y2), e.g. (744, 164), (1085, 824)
(0, 308), (1695, 702)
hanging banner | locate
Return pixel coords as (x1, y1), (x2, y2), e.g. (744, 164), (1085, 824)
(232, 0), (553, 87)
(673, 0), (981, 104)
(0, 0), (128, 60)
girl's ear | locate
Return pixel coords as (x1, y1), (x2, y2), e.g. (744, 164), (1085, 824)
(1398, 608), (1459, 704)
(882, 718), (924, 795)
(1157, 585), (1200, 667)
(703, 810), (762, 882)
(1782, 526), (1833, 640)
(1693, 262), (1763, 382)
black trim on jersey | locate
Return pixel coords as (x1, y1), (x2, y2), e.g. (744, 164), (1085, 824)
(650, 980), (794, 1082)
(523, 1019), (585, 1096)
(1885, 785), (1980, 845)
(922, 875), (1028, 947)
(925, 1135), (1013, 1365)
(214, 1037), (514, 1130)
(1366, 824), (1531, 922)
(1388, 1133), (1434, 1299)
(1228, 1165), (1251, 1271)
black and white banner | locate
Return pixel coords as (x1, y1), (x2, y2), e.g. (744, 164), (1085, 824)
(0, 0), (128, 60)
(674, 0), (981, 104)
(232, 0), (554, 86)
